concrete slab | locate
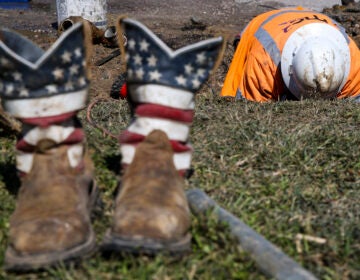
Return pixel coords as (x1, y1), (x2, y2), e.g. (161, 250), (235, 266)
(234, 0), (342, 12)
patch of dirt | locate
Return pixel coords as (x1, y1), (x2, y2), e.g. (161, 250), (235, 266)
(323, 2), (360, 47)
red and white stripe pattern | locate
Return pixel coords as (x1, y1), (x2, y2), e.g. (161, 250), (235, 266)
(3, 89), (88, 120)
(119, 84), (194, 175)
(15, 116), (86, 174)
(1, 85), (89, 175)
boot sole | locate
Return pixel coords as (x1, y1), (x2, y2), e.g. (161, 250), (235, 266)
(4, 180), (100, 272)
(4, 229), (97, 272)
(101, 231), (191, 256)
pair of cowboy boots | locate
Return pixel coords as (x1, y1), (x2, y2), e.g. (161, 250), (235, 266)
(0, 18), (223, 271)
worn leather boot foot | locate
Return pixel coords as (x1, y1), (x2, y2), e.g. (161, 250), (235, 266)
(102, 130), (191, 255)
(4, 145), (98, 272)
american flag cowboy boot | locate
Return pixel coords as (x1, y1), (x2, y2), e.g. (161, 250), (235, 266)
(101, 18), (224, 255)
(0, 22), (98, 271)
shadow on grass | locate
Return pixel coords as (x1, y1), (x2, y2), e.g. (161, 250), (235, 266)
(0, 127), (18, 138)
(0, 162), (20, 196)
(103, 153), (122, 176)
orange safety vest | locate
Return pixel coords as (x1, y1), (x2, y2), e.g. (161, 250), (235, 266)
(221, 8), (360, 102)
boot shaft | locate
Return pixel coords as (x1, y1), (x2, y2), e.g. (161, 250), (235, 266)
(0, 22), (92, 174)
(116, 18), (224, 174)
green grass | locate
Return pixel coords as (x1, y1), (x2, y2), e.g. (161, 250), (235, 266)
(0, 92), (359, 279)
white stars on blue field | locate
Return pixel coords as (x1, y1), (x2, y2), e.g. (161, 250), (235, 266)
(0, 23), (88, 100)
(122, 18), (224, 91)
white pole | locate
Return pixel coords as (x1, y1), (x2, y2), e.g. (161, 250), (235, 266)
(56, 0), (108, 30)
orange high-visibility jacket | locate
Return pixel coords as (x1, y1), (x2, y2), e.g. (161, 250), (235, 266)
(221, 8), (360, 102)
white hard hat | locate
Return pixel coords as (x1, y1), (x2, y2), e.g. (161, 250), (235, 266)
(281, 23), (350, 100)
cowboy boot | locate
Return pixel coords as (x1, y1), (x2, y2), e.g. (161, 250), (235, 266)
(101, 18), (224, 254)
(0, 22), (98, 271)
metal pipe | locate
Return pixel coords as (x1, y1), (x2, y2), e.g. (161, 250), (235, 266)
(59, 18), (74, 31)
(186, 188), (318, 280)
